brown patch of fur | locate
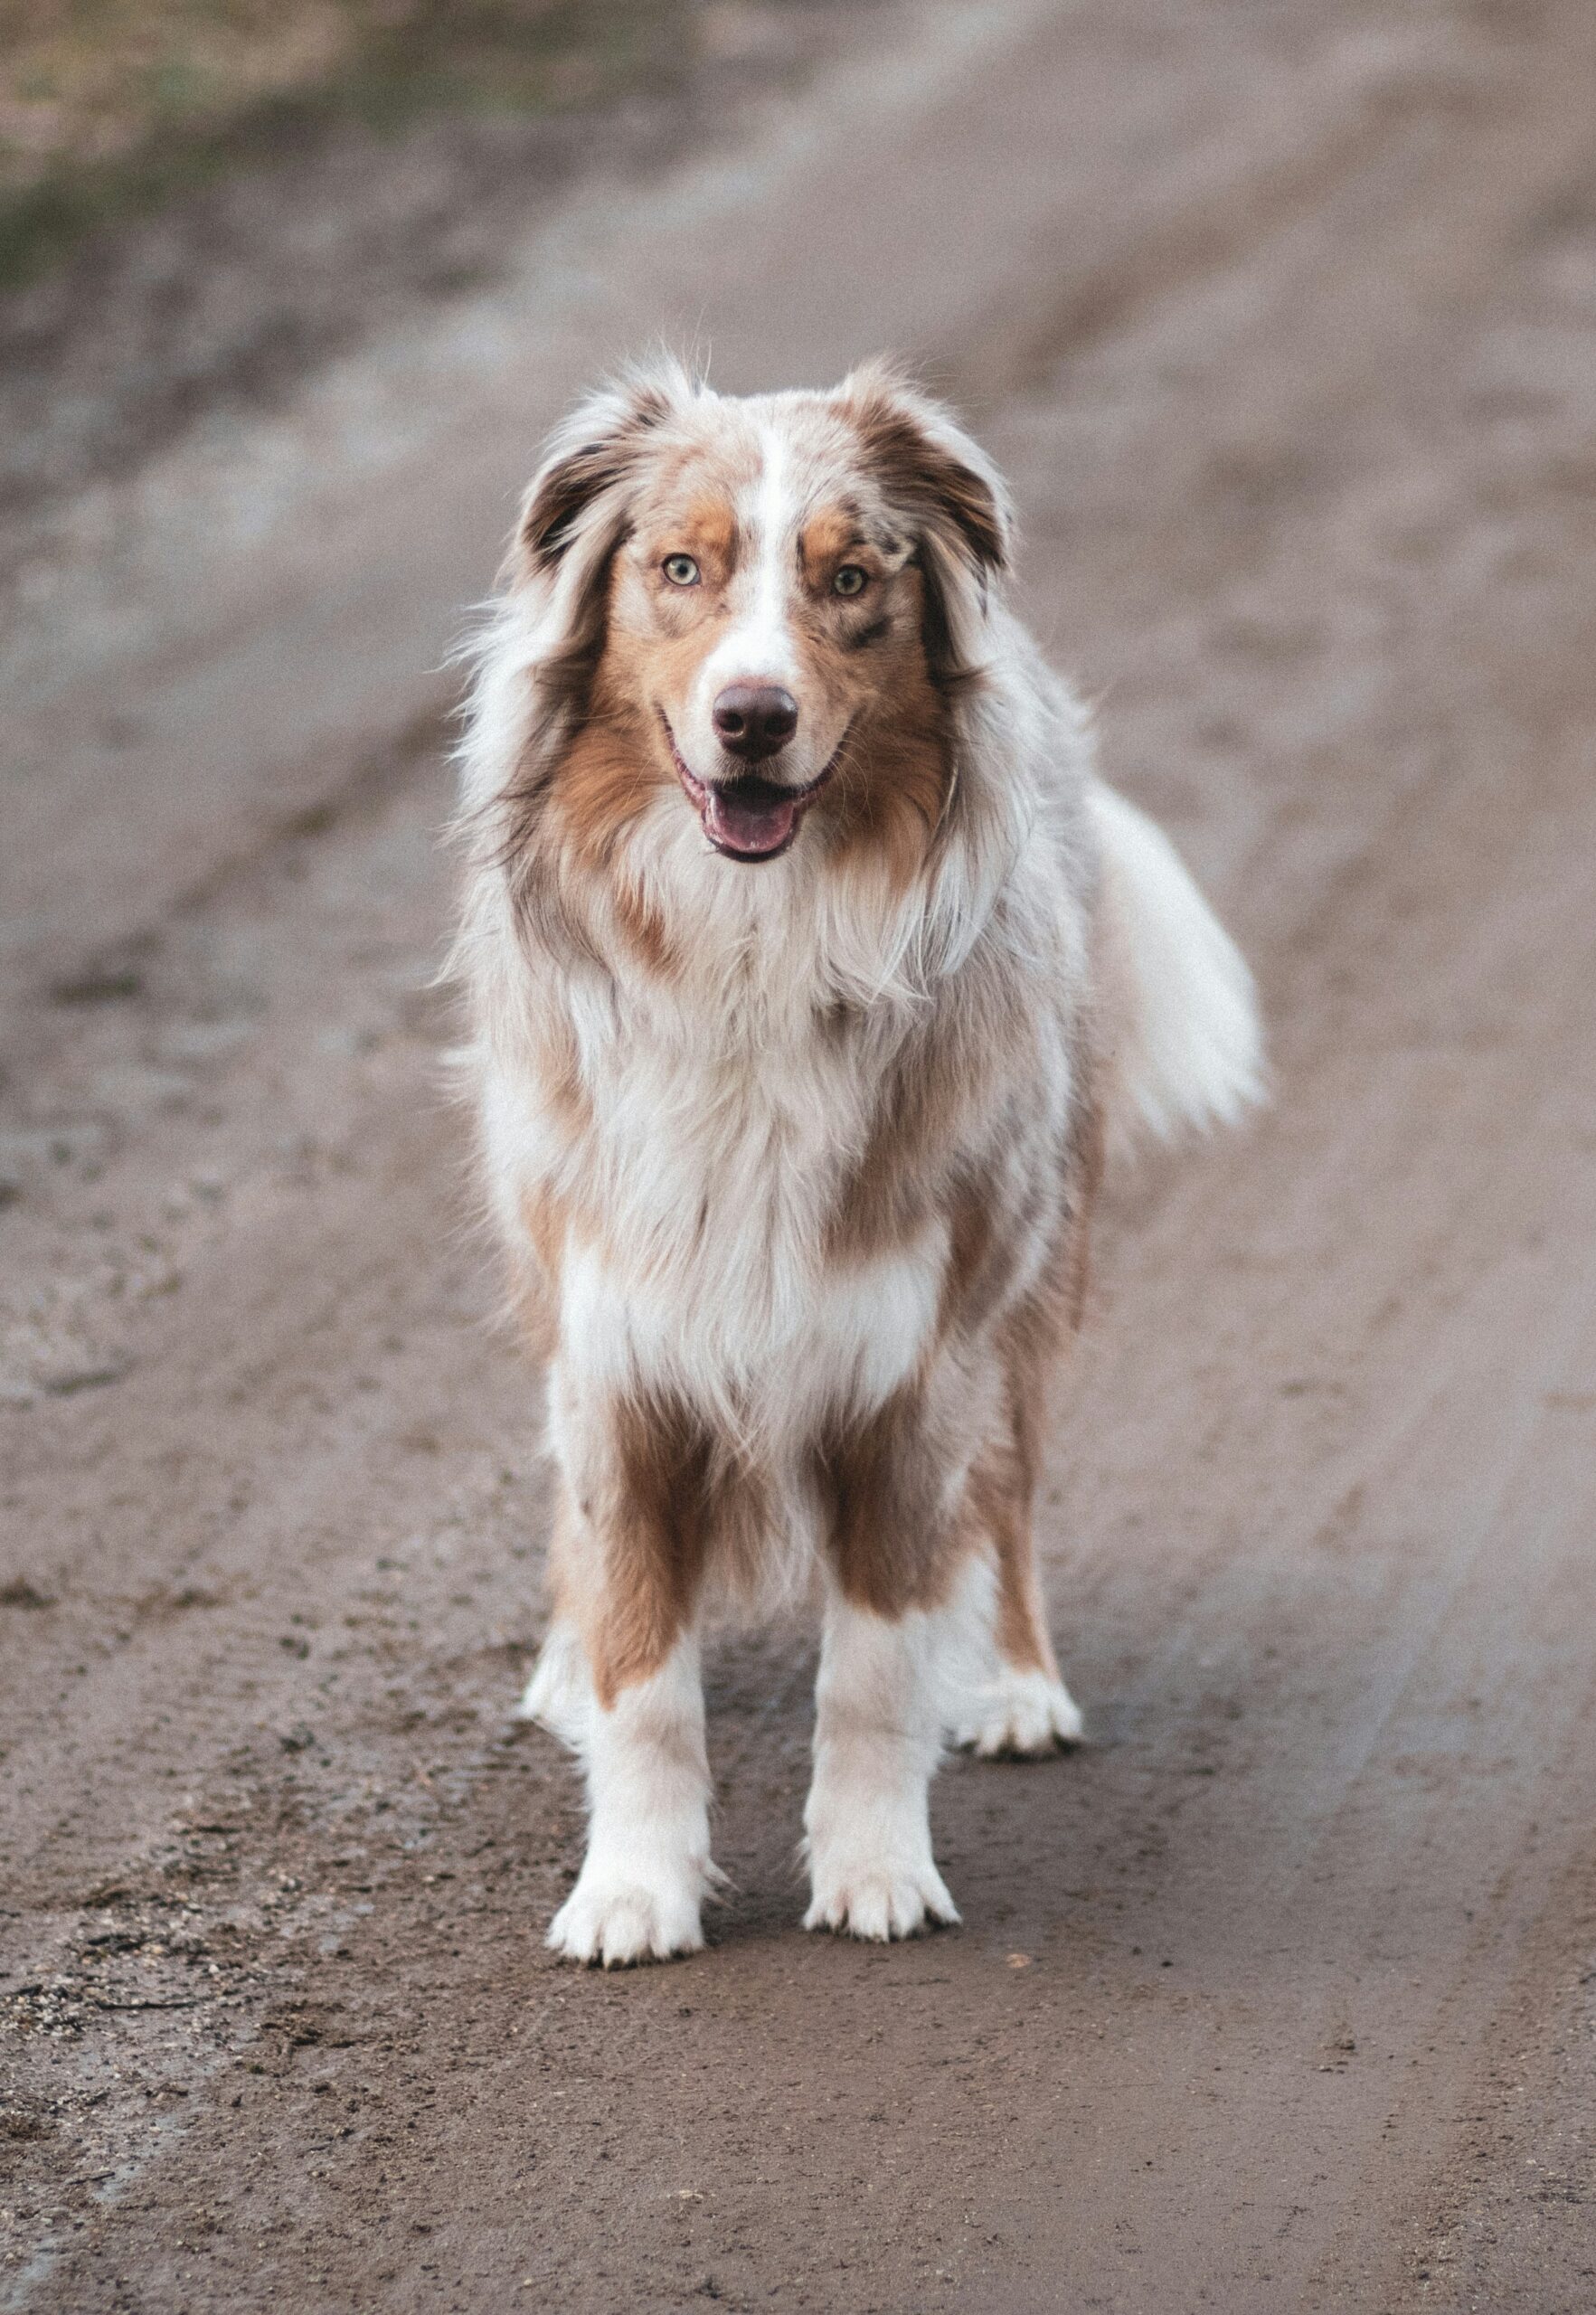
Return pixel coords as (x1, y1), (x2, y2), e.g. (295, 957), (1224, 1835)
(827, 715), (952, 890)
(824, 980), (1027, 1273)
(969, 1297), (1066, 1678)
(823, 1038), (947, 1264)
(551, 1393), (779, 1705)
(544, 578), (732, 899)
(540, 647), (678, 969)
(553, 712), (669, 876)
(512, 1186), (566, 1359)
(798, 505), (866, 582)
(1062, 1074), (1105, 1331)
(944, 1182), (995, 1318)
(519, 1183), (566, 1279)
(968, 1443), (1053, 1678)
(530, 1011), (590, 1138)
(669, 494), (741, 581)
(815, 1384), (969, 1618)
(610, 875), (676, 975)
(994, 1545), (1055, 1676)
(557, 1394), (715, 1707)
(803, 562), (954, 889)
(938, 1166), (1029, 1342)
(967, 1079), (1102, 1672)
(629, 616), (734, 718)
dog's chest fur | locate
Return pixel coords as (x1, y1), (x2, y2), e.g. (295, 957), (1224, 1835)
(497, 917), (990, 1452)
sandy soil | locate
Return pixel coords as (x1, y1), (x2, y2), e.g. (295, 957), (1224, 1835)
(4, 2), (1596, 2308)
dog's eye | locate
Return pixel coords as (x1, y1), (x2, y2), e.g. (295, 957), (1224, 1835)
(833, 565), (868, 598)
(662, 553), (701, 587)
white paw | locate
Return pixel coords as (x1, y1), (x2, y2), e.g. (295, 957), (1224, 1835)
(804, 1856), (960, 1942)
(951, 1668), (1084, 1757)
(547, 1864), (707, 1967)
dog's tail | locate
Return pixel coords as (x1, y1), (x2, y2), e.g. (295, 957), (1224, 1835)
(1086, 780), (1265, 1163)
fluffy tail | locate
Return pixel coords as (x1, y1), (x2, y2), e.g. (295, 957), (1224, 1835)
(1087, 780), (1265, 1162)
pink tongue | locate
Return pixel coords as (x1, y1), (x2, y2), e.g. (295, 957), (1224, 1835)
(704, 787), (798, 856)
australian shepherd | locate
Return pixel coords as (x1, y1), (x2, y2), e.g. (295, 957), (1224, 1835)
(453, 359), (1261, 1964)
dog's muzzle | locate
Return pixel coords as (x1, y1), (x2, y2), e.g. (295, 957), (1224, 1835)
(665, 720), (840, 863)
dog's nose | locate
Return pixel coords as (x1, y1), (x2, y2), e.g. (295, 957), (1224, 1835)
(712, 683), (798, 761)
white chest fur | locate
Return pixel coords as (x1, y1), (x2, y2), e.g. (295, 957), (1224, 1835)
(486, 995), (949, 1451)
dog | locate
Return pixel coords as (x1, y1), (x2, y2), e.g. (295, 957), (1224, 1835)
(452, 358), (1261, 1964)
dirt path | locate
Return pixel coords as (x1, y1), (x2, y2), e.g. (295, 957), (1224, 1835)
(5, 3), (1596, 2308)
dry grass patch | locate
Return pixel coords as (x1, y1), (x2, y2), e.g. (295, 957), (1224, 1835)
(0, 0), (702, 286)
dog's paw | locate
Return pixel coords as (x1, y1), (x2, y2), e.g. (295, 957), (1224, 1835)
(547, 1866), (706, 1968)
(804, 1857), (960, 1942)
(951, 1668), (1084, 1758)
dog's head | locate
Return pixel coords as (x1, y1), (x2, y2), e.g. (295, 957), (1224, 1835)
(510, 359), (1012, 871)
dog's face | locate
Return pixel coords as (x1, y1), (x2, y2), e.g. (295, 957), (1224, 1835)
(514, 363), (1012, 873)
(611, 419), (920, 862)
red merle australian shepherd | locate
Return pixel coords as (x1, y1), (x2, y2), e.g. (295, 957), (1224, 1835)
(453, 360), (1261, 1964)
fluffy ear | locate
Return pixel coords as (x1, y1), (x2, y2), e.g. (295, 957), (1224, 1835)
(515, 359), (694, 570)
(487, 360), (699, 901)
(507, 357), (702, 676)
(839, 359), (1013, 685)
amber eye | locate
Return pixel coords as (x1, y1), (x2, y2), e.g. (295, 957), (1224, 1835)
(662, 553), (701, 587)
(833, 564), (868, 598)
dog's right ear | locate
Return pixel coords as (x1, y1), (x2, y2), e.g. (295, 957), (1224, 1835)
(511, 358), (698, 591)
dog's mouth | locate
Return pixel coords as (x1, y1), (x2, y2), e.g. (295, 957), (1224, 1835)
(663, 718), (842, 863)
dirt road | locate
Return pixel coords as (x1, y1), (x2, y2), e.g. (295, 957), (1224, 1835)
(5, 2), (1596, 2307)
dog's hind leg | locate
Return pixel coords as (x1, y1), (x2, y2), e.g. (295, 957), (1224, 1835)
(943, 1545), (1084, 1757)
(946, 1315), (1084, 1757)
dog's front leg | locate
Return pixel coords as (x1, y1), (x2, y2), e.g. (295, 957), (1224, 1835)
(543, 1619), (713, 1967)
(526, 1382), (717, 1967)
(804, 1382), (981, 1940)
(803, 1583), (961, 1941)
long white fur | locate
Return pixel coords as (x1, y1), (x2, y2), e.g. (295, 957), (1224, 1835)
(804, 1581), (961, 1941)
(693, 413), (803, 710)
(1088, 780), (1265, 1155)
(540, 1630), (716, 1966)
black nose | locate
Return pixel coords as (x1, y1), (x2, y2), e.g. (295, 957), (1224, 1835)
(712, 683), (798, 761)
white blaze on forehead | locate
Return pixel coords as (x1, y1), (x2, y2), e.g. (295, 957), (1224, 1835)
(701, 417), (800, 693)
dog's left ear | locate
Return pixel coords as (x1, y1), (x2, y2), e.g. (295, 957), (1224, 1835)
(839, 361), (1013, 685)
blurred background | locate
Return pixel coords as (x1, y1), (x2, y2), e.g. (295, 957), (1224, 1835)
(2, 0), (833, 507)
(4, 5), (1595, 2311)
